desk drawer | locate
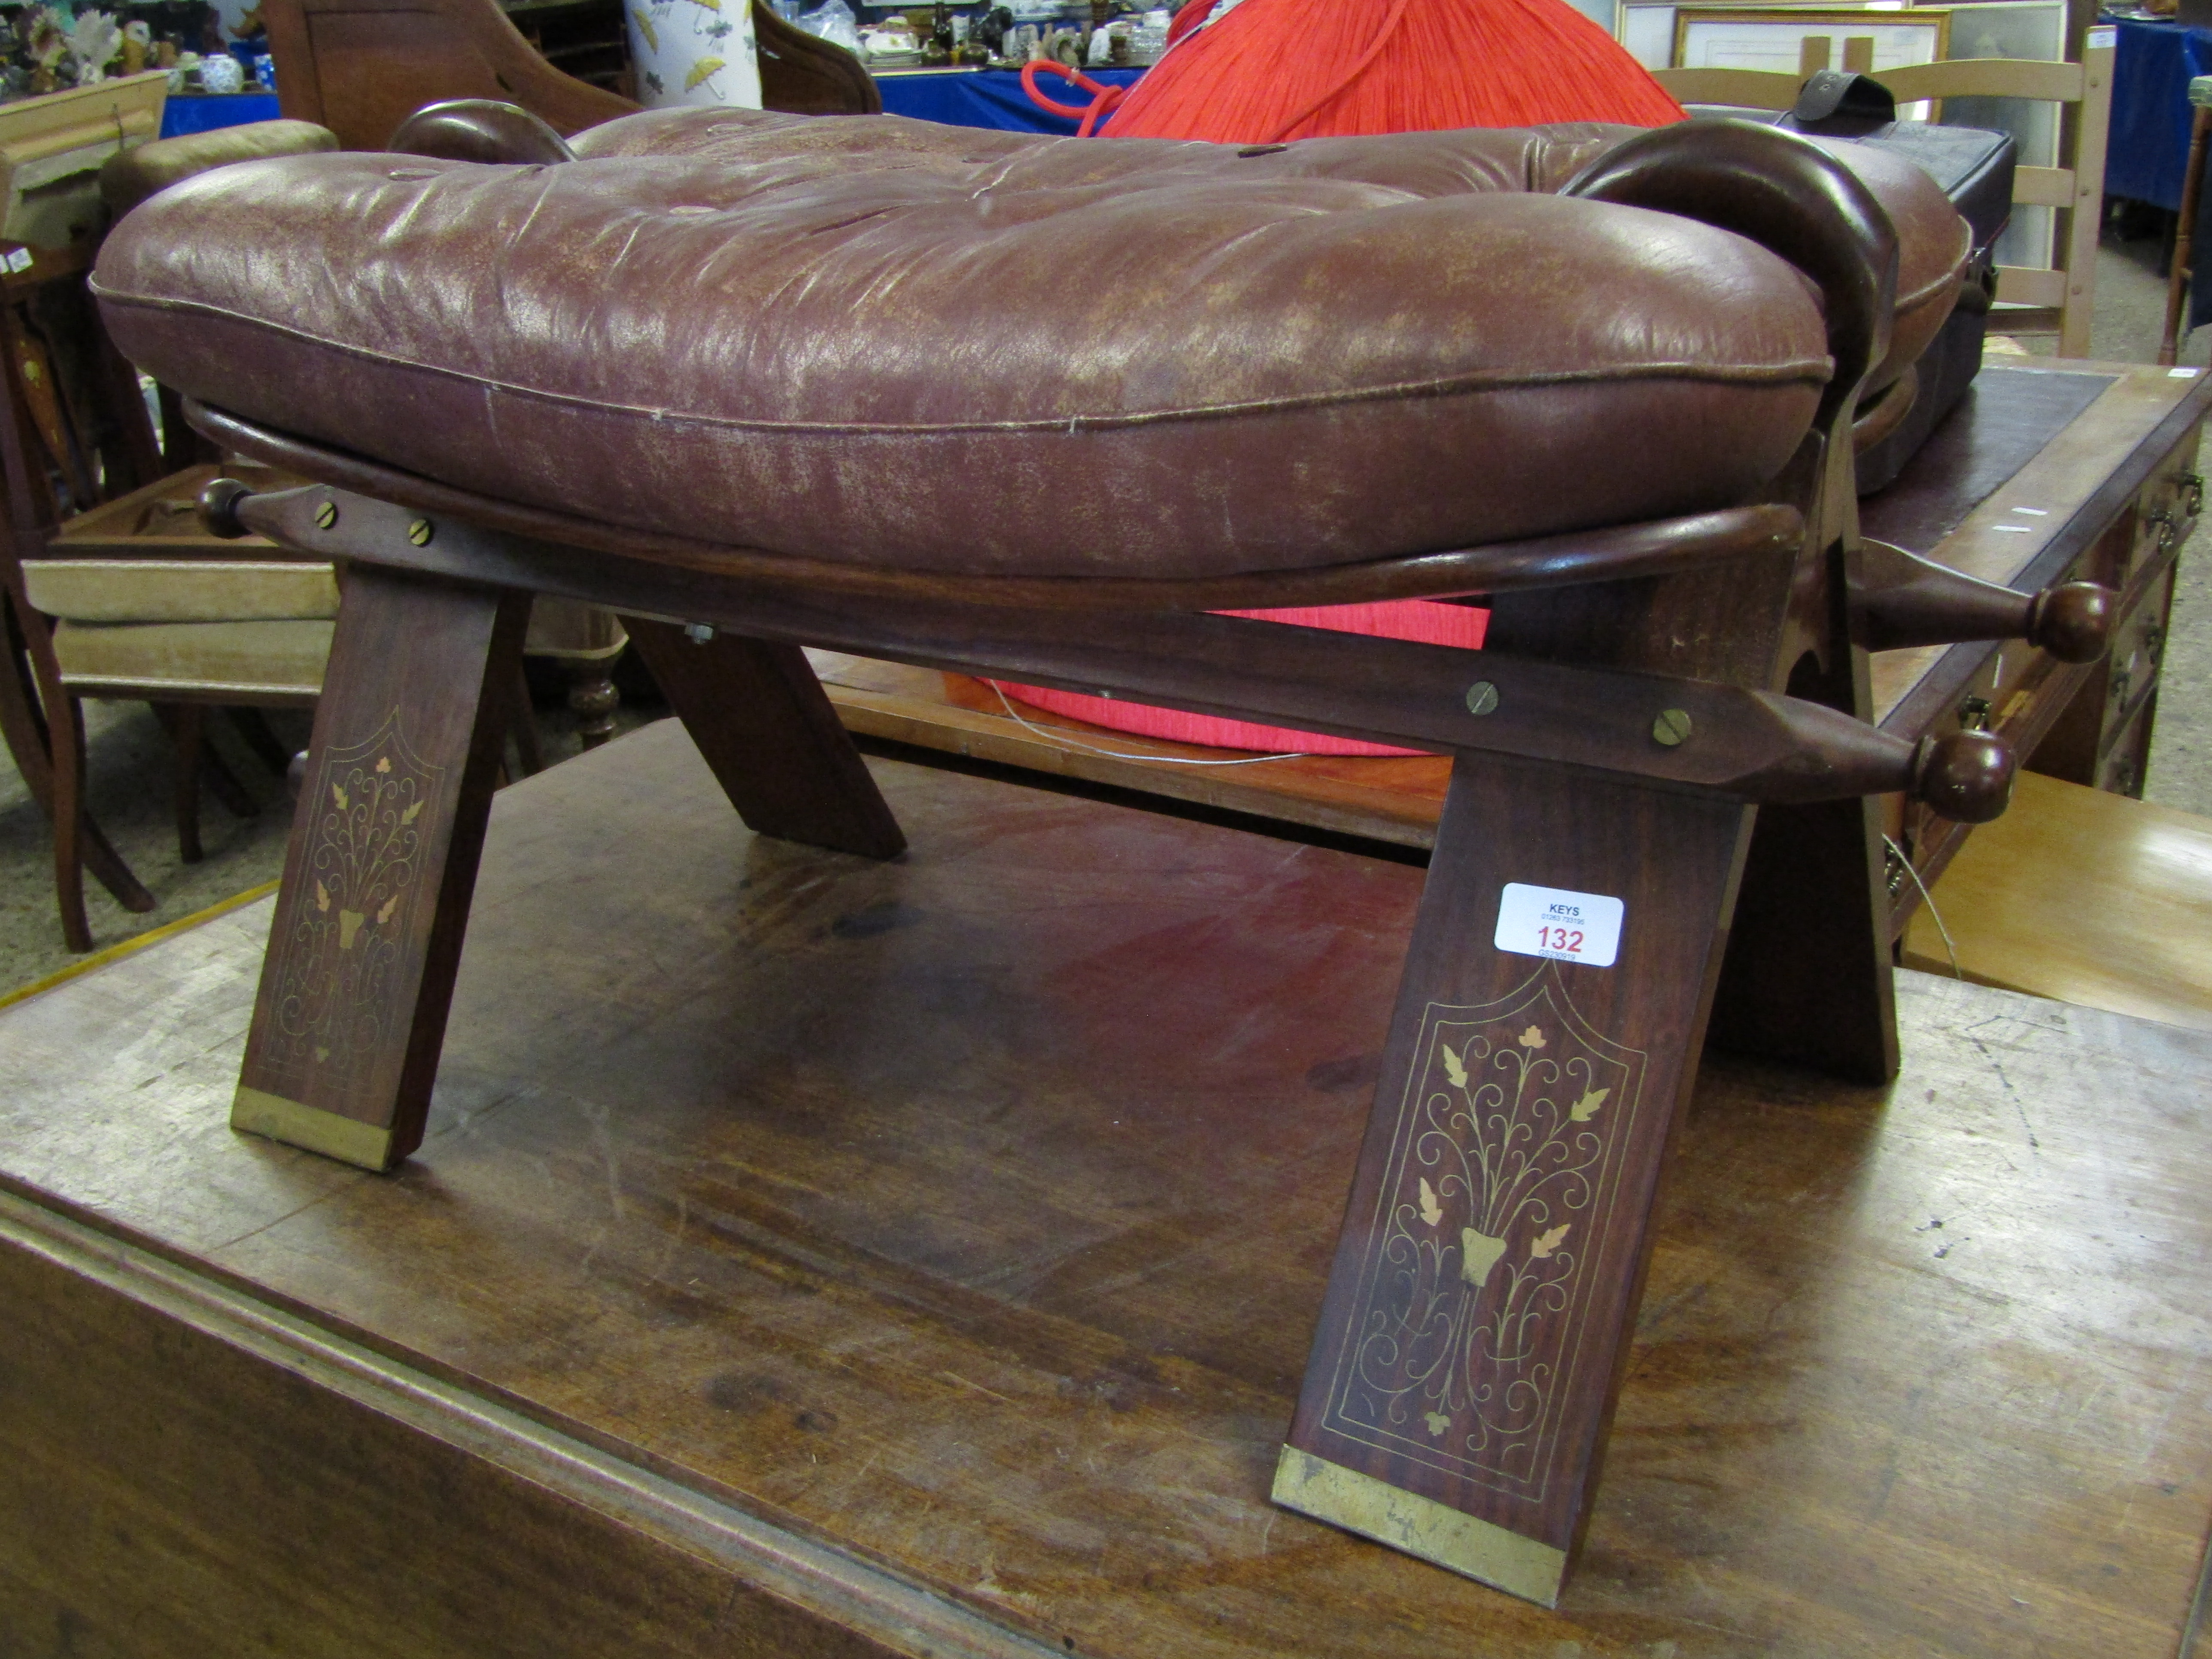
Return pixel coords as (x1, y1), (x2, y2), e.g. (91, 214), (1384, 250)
(2099, 692), (2160, 798)
(2100, 564), (2176, 751)
(2125, 432), (2203, 583)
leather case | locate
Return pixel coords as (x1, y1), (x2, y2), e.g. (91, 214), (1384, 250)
(1695, 76), (2014, 495)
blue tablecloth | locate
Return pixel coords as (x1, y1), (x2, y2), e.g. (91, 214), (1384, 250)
(158, 74), (1136, 142)
(159, 93), (283, 139)
(874, 67), (1145, 134)
(2106, 15), (2212, 211)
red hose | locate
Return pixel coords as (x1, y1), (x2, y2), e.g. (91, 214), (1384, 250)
(1019, 58), (1130, 136)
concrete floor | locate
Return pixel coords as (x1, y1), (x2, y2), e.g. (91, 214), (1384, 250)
(3, 226), (2211, 995)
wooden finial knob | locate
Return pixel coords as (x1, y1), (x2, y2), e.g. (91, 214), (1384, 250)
(1912, 731), (2014, 823)
(2026, 581), (2112, 664)
(198, 477), (254, 540)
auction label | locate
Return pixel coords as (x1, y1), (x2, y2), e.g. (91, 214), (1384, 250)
(1494, 883), (1624, 968)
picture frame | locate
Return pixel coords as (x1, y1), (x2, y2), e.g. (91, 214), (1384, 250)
(1671, 6), (1951, 76)
(1617, 0), (1914, 73)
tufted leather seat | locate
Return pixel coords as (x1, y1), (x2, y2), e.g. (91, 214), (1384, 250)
(91, 109), (1962, 584)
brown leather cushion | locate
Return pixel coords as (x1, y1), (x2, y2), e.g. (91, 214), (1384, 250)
(574, 111), (1965, 398)
(99, 120), (340, 219)
(95, 110), (1864, 580)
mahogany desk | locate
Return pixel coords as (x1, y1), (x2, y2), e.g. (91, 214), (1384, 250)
(3, 722), (2209, 1659)
(810, 359), (2209, 942)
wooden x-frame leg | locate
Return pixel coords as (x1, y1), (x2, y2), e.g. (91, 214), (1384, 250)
(232, 567), (908, 1170)
(231, 565), (533, 1170)
(1277, 757), (1752, 1603)
(1271, 517), (1824, 1600)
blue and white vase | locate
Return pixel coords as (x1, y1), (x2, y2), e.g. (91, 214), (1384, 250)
(626, 0), (762, 109)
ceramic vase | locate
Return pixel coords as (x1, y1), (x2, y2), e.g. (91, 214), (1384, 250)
(625, 0), (762, 109)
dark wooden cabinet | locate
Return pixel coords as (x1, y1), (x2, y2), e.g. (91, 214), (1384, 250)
(502, 0), (633, 98)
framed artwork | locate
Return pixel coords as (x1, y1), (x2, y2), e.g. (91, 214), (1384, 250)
(1671, 7), (1951, 76)
(1936, 0), (2066, 270)
(1618, 0), (1912, 72)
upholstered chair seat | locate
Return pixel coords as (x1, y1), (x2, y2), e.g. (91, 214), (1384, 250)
(93, 109), (1969, 585)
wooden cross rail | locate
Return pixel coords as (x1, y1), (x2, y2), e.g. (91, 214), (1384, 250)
(211, 479), (2013, 819)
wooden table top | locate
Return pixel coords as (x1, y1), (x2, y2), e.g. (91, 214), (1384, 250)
(1903, 768), (2212, 1030)
(2, 719), (2208, 1657)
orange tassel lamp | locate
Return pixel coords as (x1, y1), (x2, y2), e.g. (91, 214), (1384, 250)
(1001, 0), (1683, 756)
(1113, 0), (1685, 141)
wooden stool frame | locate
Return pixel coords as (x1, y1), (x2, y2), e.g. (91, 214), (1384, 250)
(184, 122), (2104, 1604)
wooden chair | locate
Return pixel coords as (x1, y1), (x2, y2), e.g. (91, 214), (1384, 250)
(261, 0), (879, 150)
(0, 238), (166, 948)
(0, 120), (568, 952)
(1655, 40), (2115, 357)
(13, 462), (339, 948)
(13, 445), (573, 951)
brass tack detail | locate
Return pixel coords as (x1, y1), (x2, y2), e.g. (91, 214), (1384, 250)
(407, 519), (434, 547)
(1464, 681), (1500, 717)
(313, 500), (338, 530)
(1652, 708), (1693, 747)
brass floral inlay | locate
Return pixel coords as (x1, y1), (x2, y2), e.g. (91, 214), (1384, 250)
(1322, 965), (1647, 1499)
(258, 713), (443, 1098)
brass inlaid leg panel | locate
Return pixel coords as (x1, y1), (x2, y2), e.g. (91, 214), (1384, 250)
(234, 565), (530, 1168)
(1284, 756), (1753, 1598)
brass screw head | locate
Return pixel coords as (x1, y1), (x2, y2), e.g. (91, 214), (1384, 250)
(1652, 708), (1693, 747)
(313, 500), (338, 530)
(407, 518), (434, 547)
(1464, 680), (1500, 717)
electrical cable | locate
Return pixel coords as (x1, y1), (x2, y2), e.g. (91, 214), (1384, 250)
(1884, 833), (1964, 980)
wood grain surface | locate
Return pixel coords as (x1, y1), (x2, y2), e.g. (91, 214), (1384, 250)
(1903, 769), (2212, 1030)
(2, 720), (2208, 1658)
